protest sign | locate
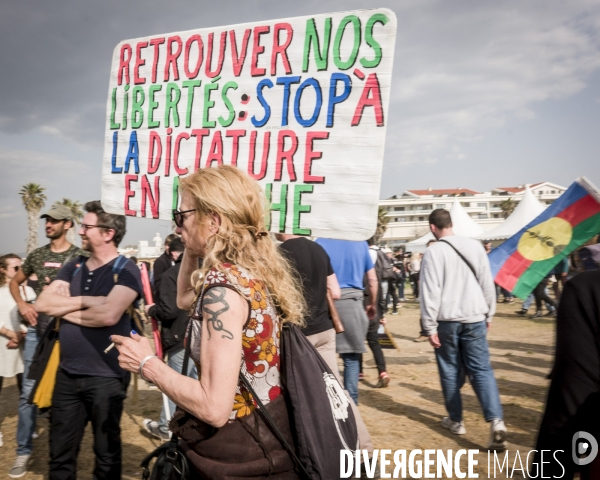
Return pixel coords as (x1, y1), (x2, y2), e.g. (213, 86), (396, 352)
(101, 9), (397, 240)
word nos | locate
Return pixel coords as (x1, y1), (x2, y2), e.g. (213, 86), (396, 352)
(340, 449), (481, 478)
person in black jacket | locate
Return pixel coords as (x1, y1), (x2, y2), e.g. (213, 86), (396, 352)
(142, 238), (198, 440)
(533, 269), (600, 479)
(152, 233), (179, 297)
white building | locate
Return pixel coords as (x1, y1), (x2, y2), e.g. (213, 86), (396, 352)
(137, 233), (164, 258)
(379, 182), (566, 247)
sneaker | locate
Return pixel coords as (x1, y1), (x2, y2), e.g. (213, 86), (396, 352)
(358, 372), (365, 381)
(442, 417), (466, 435)
(376, 372), (390, 388)
(9, 454), (31, 478)
(507, 298), (515, 304)
(32, 432), (39, 440)
(142, 419), (171, 441)
(546, 309), (557, 317)
(391, 310), (398, 315)
(531, 311), (544, 319)
(515, 309), (528, 316)
(488, 419), (508, 450)
(414, 335), (429, 342)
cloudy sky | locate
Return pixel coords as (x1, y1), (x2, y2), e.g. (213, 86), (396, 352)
(1, 0), (599, 253)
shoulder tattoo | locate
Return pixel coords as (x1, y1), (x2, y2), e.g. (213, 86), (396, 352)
(202, 287), (234, 340)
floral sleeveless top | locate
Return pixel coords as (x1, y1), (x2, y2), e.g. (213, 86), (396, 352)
(189, 263), (282, 421)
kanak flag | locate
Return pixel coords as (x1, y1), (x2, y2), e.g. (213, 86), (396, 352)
(489, 177), (600, 299)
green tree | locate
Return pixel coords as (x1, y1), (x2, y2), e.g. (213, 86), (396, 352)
(20, 183), (47, 254)
(53, 198), (84, 244)
(499, 197), (517, 219)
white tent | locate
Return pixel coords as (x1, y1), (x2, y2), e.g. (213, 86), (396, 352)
(476, 186), (545, 241)
(406, 199), (486, 251)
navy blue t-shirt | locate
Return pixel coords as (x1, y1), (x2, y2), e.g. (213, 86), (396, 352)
(55, 255), (142, 378)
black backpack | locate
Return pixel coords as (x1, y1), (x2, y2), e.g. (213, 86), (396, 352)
(280, 324), (359, 479)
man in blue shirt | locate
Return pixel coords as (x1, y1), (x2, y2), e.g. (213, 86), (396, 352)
(315, 239), (377, 405)
(36, 201), (142, 480)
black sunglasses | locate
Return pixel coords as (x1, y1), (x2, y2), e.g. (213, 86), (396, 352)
(172, 209), (196, 228)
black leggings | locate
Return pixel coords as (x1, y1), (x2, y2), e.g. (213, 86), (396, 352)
(411, 273), (420, 298)
(360, 319), (387, 375)
(534, 281), (556, 311)
(0, 373), (23, 395)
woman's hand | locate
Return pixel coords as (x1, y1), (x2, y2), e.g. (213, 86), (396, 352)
(111, 331), (155, 374)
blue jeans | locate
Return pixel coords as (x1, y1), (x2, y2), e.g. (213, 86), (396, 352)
(340, 353), (361, 405)
(397, 279), (405, 299)
(16, 326), (40, 456)
(435, 321), (503, 422)
(158, 348), (198, 434)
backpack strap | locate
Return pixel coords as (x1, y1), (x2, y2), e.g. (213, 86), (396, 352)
(238, 372), (310, 478)
(112, 255), (128, 283)
(438, 239), (478, 280)
(72, 256), (87, 279)
(438, 240), (489, 301)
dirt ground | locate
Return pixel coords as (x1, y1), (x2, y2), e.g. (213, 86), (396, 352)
(0, 297), (555, 479)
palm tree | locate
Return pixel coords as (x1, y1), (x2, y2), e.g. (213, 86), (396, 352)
(20, 183), (47, 254)
(499, 198), (517, 219)
(53, 198), (84, 244)
(373, 206), (391, 243)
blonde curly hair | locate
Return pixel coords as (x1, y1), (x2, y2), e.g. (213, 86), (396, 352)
(180, 166), (306, 327)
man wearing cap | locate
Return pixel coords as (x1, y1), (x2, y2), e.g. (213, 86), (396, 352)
(8, 204), (87, 479)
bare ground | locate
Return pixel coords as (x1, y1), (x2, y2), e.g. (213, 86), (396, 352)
(0, 298), (554, 479)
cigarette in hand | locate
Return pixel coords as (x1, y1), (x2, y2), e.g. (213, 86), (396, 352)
(104, 342), (115, 354)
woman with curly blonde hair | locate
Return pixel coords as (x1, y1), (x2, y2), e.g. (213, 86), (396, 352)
(114, 166), (307, 478)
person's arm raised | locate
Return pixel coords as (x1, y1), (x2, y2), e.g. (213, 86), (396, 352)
(61, 285), (136, 327)
(177, 250), (199, 310)
(114, 286), (249, 427)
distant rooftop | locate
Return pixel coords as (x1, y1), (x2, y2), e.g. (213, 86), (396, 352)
(385, 182), (565, 201)
(493, 183), (543, 193)
(406, 188), (480, 196)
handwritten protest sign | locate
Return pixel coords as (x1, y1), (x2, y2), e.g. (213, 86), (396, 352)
(101, 9), (397, 240)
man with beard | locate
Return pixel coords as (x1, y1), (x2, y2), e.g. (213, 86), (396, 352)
(8, 205), (86, 478)
(35, 201), (142, 480)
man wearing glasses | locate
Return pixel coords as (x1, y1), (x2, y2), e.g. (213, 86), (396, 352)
(34, 200), (142, 480)
(8, 204), (86, 479)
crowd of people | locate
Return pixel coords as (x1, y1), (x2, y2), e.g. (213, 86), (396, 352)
(0, 166), (599, 478)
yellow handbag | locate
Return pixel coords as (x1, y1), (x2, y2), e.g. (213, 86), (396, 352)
(32, 319), (61, 409)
